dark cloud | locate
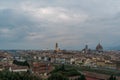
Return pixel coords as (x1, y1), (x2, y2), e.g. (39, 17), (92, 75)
(0, 0), (120, 49)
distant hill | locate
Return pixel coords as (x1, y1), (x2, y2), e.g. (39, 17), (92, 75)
(107, 46), (120, 50)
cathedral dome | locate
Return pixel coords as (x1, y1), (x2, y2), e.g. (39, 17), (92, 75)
(96, 43), (103, 51)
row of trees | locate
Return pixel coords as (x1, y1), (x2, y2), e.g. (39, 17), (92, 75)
(48, 73), (86, 80)
(48, 64), (86, 80)
(13, 60), (30, 68)
(108, 75), (117, 80)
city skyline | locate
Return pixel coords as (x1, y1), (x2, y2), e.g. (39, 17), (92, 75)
(0, 0), (120, 50)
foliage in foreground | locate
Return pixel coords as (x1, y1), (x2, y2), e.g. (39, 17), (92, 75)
(48, 64), (86, 80)
(108, 75), (117, 80)
(0, 70), (40, 80)
(48, 73), (69, 80)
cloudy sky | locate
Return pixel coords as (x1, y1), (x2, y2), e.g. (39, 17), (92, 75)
(0, 0), (120, 50)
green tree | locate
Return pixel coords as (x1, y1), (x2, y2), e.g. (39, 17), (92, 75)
(78, 75), (86, 80)
(108, 75), (117, 80)
(48, 73), (68, 80)
(0, 70), (40, 80)
(50, 64), (81, 80)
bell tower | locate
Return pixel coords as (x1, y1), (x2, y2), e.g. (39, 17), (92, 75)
(55, 43), (58, 51)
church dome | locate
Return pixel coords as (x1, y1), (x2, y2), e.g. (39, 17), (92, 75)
(96, 43), (103, 51)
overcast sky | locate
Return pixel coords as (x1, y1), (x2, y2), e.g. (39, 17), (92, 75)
(0, 0), (120, 50)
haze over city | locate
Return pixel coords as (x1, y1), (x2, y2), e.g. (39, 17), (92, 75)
(0, 0), (120, 50)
